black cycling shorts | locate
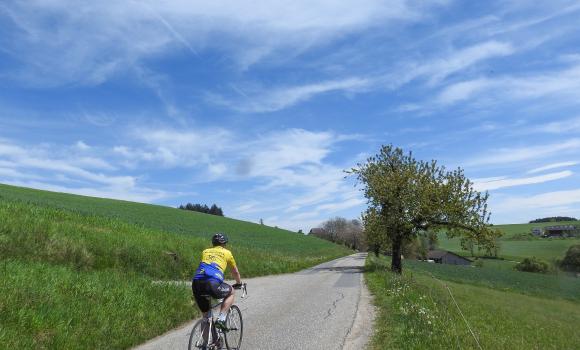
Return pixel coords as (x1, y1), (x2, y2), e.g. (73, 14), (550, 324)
(192, 279), (233, 312)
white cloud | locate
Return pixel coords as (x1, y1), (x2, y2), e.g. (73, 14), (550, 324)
(493, 188), (580, 211)
(114, 127), (233, 167)
(527, 161), (579, 174)
(1, 0), (437, 84)
(315, 197), (366, 212)
(75, 141), (90, 150)
(2, 180), (169, 203)
(539, 117), (580, 134)
(473, 171), (573, 191)
(437, 78), (492, 104)
(210, 40), (514, 113)
(468, 139), (580, 166)
(437, 63), (580, 105)
(120, 126), (366, 230)
(209, 77), (370, 113)
(0, 137), (187, 204)
(425, 41), (514, 85)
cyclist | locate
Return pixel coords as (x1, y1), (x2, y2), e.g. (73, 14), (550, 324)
(192, 233), (242, 330)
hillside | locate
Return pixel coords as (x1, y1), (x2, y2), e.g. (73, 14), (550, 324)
(0, 183), (349, 263)
(0, 183), (351, 349)
(437, 221), (580, 261)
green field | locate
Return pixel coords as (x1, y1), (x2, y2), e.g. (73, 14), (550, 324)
(0, 183), (338, 257)
(437, 220), (580, 262)
(0, 184), (351, 349)
(366, 257), (580, 350)
(494, 221), (580, 239)
(405, 260), (580, 301)
(438, 235), (579, 261)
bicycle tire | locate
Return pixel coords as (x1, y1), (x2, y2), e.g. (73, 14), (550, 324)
(188, 319), (209, 350)
(224, 305), (243, 350)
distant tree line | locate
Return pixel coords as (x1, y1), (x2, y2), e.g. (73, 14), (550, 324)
(310, 217), (366, 250)
(178, 203), (224, 216)
(529, 216), (577, 223)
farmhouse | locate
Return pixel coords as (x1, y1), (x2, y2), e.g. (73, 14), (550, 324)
(308, 228), (326, 235)
(543, 225), (579, 238)
(427, 250), (471, 266)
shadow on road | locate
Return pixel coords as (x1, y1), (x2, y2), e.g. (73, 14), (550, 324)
(309, 265), (365, 274)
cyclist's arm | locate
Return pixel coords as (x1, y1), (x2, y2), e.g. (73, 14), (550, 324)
(231, 266), (242, 285)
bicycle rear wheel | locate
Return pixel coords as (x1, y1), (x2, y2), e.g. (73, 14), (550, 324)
(224, 305), (243, 350)
(188, 319), (210, 350)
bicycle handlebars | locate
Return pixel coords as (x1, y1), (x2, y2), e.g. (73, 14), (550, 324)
(233, 283), (248, 298)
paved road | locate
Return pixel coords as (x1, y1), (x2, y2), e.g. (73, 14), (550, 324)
(134, 253), (375, 350)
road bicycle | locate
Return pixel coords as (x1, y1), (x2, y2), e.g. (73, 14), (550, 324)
(188, 283), (247, 350)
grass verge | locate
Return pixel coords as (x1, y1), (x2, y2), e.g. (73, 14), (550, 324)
(0, 260), (193, 349)
(365, 256), (580, 350)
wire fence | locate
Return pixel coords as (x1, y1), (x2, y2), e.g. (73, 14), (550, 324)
(427, 272), (483, 350)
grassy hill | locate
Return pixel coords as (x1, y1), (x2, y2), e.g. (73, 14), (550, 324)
(437, 221), (580, 262)
(0, 183), (351, 349)
(0, 183), (336, 257)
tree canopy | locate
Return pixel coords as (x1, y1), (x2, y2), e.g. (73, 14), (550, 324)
(529, 216), (577, 223)
(178, 203), (224, 216)
(311, 217), (365, 250)
(349, 145), (501, 273)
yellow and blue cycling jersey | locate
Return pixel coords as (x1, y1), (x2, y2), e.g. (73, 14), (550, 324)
(193, 246), (237, 283)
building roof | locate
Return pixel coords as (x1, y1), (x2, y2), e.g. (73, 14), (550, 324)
(309, 228), (326, 234)
(545, 225), (577, 231)
(427, 249), (471, 261)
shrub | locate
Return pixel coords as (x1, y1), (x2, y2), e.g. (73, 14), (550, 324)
(559, 244), (580, 273)
(515, 257), (551, 273)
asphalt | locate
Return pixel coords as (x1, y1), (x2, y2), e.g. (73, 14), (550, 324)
(133, 253), (375, 350)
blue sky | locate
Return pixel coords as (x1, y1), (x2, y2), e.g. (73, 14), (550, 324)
(1, 0), (580, 231)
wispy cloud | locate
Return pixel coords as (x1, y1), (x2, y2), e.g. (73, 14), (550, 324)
(0, 0), (439, 85)
(207, 77), (371, 113)
(210, 40), (515, 113)
(493, 188), (580, 211)
(0, 138), (176, 203)
(490, 187), (580, 224)
(468, 139), (580, 166)
(437, 63), (580, 105)
(114, 127), (233, 168)
(527, 161), (579, 174)
(411, 41), (514, 86)
(2, 180), (169, 203)
(114, 126), (364, 229)
(473, 170), (573, 191)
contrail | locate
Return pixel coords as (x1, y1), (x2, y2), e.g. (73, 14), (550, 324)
(135, 1), (200, 57)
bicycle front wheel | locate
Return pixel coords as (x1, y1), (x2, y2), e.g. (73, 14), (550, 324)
(224, 305), (243, 350)
(188, 319), (209, 350)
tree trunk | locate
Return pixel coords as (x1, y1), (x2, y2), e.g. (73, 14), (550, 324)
(391, 234), (403, 274)
(373, 244), (379, 257)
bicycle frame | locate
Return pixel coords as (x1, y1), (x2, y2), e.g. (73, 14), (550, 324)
(200, 283), (247, 349)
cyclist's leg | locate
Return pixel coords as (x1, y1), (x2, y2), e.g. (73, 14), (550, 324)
(209, 281), (234, 317)
(192, 280), (212, 315)
(192, 280), (212, 343)
(220, 289), (235, 315)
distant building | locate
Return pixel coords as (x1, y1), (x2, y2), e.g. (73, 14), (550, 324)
(543, 225), (579, 238)
(427, 250), (472, 266)
(308, 228), (327, 236)
(531, 227), (543, 236)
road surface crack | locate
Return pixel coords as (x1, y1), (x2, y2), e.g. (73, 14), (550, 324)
(324, 292), (345, 320)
